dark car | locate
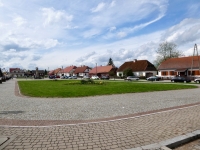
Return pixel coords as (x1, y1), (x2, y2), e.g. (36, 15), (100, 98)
(146, 76), (161, 81)
(101, 76), (110, 80)
(49, 75), (55, 79)
(171, 76), (191, 83)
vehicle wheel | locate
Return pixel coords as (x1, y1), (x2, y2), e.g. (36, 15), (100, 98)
(171, 80), (174, 82)
(184, 81), (186, 83)
(198, 81), (200, 84)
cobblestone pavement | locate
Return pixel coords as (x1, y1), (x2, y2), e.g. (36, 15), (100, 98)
(0, 79), (200, 149)
(1, 105), (200, 150)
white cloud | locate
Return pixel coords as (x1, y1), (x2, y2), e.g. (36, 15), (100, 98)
(110, 1), (116, 7)
(0, 0), (3, 7)
(117, 32), (127, 38)
(83, 29), (101, 38)
(42, 7), (73, 26)
(91, 2), (106, 13)
(109, 26), (116, 32)
(161, 18), (200, 45)
(13, 16), (27, 26)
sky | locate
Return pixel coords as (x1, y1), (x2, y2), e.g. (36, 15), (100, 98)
(0, 0), (200, 71)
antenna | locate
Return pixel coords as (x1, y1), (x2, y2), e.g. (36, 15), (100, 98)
(191, 44), (200, 77)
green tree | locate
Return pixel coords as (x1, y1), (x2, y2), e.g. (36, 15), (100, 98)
(123, 68), (133, 77)
(107, 58), (115, 67)
(44, 69), (47, 75)
(154, 41), (183, 67)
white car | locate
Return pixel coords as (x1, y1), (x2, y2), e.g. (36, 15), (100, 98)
(124, 76), (139, 81)
(91, 76), (99, 80)
(194, 78), (200, 83)
(82, 76), (90, 79)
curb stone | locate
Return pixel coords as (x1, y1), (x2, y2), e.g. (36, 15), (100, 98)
(128, 130), (200, 150)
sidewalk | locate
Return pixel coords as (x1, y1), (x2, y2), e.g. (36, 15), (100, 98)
(0, 80), (200, 149)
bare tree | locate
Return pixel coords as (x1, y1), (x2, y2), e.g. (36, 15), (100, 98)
(154, 41), (183, 67)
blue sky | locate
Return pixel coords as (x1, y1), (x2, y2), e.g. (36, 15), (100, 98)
(0, 0), (200, 71)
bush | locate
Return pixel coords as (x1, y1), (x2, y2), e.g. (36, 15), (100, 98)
(80, 79), (95, 84)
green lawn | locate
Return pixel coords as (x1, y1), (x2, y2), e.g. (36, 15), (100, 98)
(18, 80), (197, 98)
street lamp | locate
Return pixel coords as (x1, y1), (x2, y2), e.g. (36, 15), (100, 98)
(96, 63), (97, 76)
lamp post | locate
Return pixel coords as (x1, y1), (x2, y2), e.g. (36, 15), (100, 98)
(96, 63), (97, 76)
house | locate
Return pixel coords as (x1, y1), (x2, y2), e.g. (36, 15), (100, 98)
(89, 65), (117, 77)
(158, 56), (200, 78)
(117, 59), (157, 77)
(73, 66), (91, 77)
(59, 66), (77, 77)
(9, 68), (25, 77)
(48, 68), (61, 76)
(31, 70), (45, 77)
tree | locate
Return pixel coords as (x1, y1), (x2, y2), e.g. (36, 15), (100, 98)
(107, 58), (115, 67)
(123, 68), (133, 77)
(44, 69), (47, 75)
(154, 41), (183, 67)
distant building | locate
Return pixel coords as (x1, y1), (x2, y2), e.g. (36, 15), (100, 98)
(89, 65), (117, 77)
(73, 66), (91, 77)
(58, 66), (77, 77)
(49, 68), (61, 76)
(158, 56), (200, 78)
(9, 68), (25, 77)
(117, 59), (157, 77)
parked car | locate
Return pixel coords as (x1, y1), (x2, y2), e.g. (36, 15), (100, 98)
(82, 76), (90, 79)
(171, 76), (191, 83)
(91, 75), (99, 80)
(194, 78), (200, 83)
(101, 76), (110, 80)
(124, 76), (139, 81)
(146, 76), (161, 81)
(69, 76), (77, 79)
(49, 75), (55, 79)
(60, 76), (65, 79)
(55, 75), (60, 78)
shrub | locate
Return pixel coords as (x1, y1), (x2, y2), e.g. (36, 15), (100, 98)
(80, 79), (95, 84)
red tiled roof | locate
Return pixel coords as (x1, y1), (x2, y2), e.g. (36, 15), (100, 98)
(48, 68), (61, 75)
(117, 60), (157, 72)
(158, 56), (200, 70)
(62, 66), (77, 73)
(74, 66), (90, 74)
(9, 68), (20, 72)
(89, 65), (113, 74)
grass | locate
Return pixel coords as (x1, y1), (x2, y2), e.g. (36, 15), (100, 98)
(18, 80), (197, 98)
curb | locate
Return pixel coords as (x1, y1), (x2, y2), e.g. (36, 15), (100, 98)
(129, 130), (200, 150)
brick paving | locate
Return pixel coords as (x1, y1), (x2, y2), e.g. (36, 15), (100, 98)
(0, 79), (200, 149)
(1, 105), (200, 150)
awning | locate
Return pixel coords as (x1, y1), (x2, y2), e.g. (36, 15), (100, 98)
(175, 68), (188, 72)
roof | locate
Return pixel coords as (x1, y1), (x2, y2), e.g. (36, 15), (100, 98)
(48, 68), (61, 75)
(158, 56), (200, 70)
(9, 68), (20, 72)
(74, 66), (90, 74)
(117, 60), (157, 72)
(89, 65), (113, 74)
(62, 66), (77, 73)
